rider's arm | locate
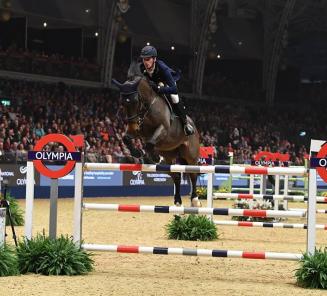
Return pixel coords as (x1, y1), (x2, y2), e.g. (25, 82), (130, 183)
(157, 67), (178, 95)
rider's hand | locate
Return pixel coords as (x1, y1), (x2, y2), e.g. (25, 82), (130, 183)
(148, 81), (160, 93)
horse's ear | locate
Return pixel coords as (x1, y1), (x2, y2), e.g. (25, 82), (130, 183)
(111, 79), (123, 90)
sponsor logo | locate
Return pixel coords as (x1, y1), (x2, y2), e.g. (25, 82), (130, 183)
(20, 166), (27, 174)
(16, 178), (26, 186)
(311, 142), (327, 183)
(27, 134), (82, 178)
(252, 152), (289, 166)
(34, 151), (74, 161)
(0, 171), (14, 177)
(130, 171), (145, 185)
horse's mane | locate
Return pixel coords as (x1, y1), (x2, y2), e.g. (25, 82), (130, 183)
(127, 60), (144, 81)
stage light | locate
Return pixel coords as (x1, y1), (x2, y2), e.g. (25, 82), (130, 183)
(171, 46), (175, 51)
(217, 54), (221, 59)
(43, 22), (47, 28)
(95, 32), (99, 37)
(146, 42), (150, 46)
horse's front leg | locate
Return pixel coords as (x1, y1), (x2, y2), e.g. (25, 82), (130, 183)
(123, 123), (143, 158)
(144, 124), (165, 163)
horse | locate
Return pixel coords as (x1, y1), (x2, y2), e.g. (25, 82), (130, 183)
(112, 63), (201, 207)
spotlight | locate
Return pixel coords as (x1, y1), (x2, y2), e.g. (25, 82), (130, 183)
(43, 22), (47, 28)
(217, 54), (221, 59)
(146, 42), (150, 46)
(171, 46), (175, 51)
(95, 32), (99, 37)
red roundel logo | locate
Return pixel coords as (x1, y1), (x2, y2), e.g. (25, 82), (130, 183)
(316, 143), (327, 183)
(29, 134), (82, 179)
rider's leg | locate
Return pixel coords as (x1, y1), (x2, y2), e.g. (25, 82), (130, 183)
(170, 94), (194, 136)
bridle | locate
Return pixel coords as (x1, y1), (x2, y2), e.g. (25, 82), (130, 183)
(124, 91), (158, 127)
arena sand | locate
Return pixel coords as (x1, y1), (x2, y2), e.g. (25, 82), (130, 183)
(1, 197), (327, 296)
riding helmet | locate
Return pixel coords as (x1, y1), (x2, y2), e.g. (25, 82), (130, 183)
(140, 45), (157, 58)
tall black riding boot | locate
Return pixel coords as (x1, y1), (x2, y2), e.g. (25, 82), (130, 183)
(173, 102), (195, 136)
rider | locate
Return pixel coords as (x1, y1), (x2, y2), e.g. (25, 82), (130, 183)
(139, 45), (194, 136)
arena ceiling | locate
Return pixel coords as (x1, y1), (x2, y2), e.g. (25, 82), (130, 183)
(10, 0), (327, 30)
(8, 0), (327, 56)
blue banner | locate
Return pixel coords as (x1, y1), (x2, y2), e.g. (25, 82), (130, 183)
(40, 166), (123, 186)
(295, 175), (327, 188)
(310, 158), (327, 168)
(197, 173), (248, 187)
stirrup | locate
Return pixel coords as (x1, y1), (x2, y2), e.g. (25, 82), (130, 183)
(183, 124), (194, 136)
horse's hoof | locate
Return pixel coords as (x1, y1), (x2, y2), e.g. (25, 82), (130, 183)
(191, 198), (202, 208)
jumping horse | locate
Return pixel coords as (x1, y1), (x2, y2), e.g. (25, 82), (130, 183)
(112, 63), (201, 207)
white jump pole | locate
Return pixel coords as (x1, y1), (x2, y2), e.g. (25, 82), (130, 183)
(306, 139), (323, 254)
(73, 161), (84, 245)
(283, 175), (289, 210)
(307, 168), (316, 254)
(24, 161), (35, 240)
(274, 175), (280, 211)
(249, 174), (254, 194)
(206, 172), (213, 220)
(260, 175), (267, 195)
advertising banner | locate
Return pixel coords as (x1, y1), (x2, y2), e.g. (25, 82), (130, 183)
(123, 171), (189, 186)
(0, 164), (40, 186)
(40, 166), (123, 186)
(197, 173), (248, 187)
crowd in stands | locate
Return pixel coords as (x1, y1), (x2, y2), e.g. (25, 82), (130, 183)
(0, 77), (325, 166)
(0, 45), (100, 81)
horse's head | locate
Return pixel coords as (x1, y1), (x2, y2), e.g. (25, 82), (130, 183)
(112, 77), (142, 122)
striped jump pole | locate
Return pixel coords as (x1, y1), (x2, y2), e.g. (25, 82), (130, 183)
(289, 208), (327, 214)
(236, 175), (305, 181)
(83, 203), (306, 218)
(214, 220), (327, 230)
(84, 163), (307, 176)
(213, 193), (327, 203)
(81, 243), (302, 261)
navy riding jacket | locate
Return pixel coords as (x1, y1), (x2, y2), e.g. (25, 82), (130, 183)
(140, 59), (181, 95)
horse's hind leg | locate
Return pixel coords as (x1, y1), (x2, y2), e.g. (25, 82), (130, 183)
(160, 151), (183, 206)
(189, 172), (201, 207)
(170, 172), (182, 206)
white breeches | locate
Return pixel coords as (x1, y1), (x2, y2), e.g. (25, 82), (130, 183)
(170, 94), (180, 104)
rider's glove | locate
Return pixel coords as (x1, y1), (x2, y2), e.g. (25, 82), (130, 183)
(148, 81), (160, 93)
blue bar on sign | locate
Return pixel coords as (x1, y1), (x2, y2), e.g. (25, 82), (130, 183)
(310, 158), (327, 168)
(27, 151), (82, 161)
